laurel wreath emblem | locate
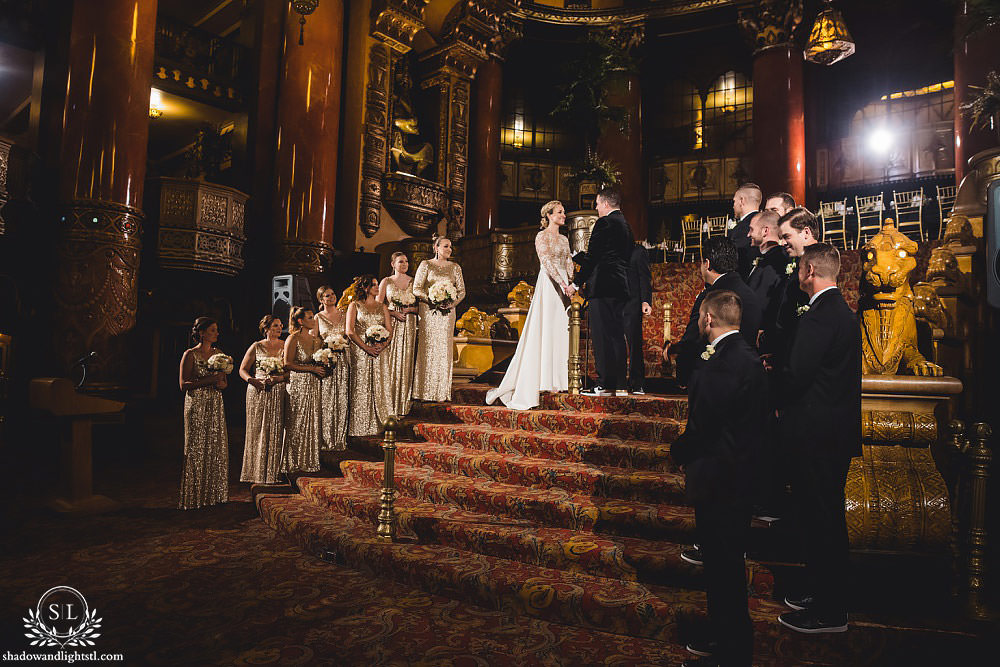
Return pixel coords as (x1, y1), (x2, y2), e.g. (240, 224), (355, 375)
(23, 607), (102, 648)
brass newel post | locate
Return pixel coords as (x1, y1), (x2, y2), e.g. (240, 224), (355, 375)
(965, 421), (992, 620)
(377, 416), (399, 542)
(662, 302), (672, 345)
(568, 300), (582, 395)
(948, 419), (968, 592)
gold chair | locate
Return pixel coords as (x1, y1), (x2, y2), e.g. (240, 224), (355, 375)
(936, 184), (958, 240)
(855, 194), (885, 249)
(818, 199), (849, 249)
(893, 188), (926, 242)
(706, 214), (729, 238)
(681, 215), (703, 262)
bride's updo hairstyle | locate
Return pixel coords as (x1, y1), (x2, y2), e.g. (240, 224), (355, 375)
(190, 316), (218, 345)
(539, 200), (562, 229)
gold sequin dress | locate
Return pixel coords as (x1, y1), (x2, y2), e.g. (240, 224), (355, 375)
(348, 301), (393, 437)
(412, 259), (466, 402)
(240, 343), (287, 484)
(283, 339), (321, 473)
(317, 311), (349, 450)
(384, 281), (417, 416)
(179, 354), (229, 509)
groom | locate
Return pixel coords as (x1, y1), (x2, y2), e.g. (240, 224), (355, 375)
(572, 186), (634, 396)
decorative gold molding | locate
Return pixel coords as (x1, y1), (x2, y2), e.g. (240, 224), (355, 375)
(361, 43), (392, 238)
(382, 172), (448, 236)
(371, 0), (428, 54)
(738, 0), (803, 55)
(275, 238), (334, 275)
(0, 138), (10, 235)
(513, 0), (732, 26)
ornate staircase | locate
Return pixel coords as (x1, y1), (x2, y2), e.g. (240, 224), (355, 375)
(256, 384), (980, 663)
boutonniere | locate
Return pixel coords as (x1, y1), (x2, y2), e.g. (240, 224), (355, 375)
(726, 219), (737, 230)
(786, 260), (797, 275)
(700, 344), (716, 361)
(752, 257), (760, 268)
(797, 304), (810, 316)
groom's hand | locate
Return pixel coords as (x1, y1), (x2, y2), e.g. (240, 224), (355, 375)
(642, 302), (652, 316)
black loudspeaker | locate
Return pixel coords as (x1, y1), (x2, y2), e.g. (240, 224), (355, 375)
(271, 275), (313, 325)
(988, 180), (1000, 309)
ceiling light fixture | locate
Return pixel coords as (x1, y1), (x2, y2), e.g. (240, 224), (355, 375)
(804, 0), (855, 66)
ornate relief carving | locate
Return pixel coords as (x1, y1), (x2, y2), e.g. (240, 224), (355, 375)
(382, 172), (447, 236)
(942, 214), (975, 246)
(0, 138), (10, 235)
(912, 282), (951, 332)
(861, 410), (937, 444)
(738, 0), (803, 54)
(927, 245), (965, 291)
(275, 239), (334, 275)
(54, 199), (144, 381)
(371, 0), (428, 54)
(361, 43), (391, 238)
(507, 280), (535, 309)
(513, 0), (729, 26)
(456, 307), (499, 337)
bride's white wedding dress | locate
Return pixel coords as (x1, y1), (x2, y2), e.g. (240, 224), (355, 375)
(486, 229), (574, 410)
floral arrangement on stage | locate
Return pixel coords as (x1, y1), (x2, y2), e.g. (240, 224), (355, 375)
(324, 333), (349, 351)
(428, 280), (457, 313)
(390, 290), (416, 311)
(256, 356), (284, 376)
(312, 347), (336, 367)
(363, 325), (390, 346)
(207, 353), (234, 374)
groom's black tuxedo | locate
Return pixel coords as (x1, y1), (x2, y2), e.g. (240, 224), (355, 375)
(574, 209), (633, 391)
(728, 211), (756, 281)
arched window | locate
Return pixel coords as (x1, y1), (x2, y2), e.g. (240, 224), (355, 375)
(703, 71), (753, 155)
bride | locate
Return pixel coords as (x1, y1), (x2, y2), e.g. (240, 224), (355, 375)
(486, 200), (575, 410)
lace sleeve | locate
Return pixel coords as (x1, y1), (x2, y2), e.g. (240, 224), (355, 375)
(452, 263), (466, 305)
(562, 236), (575, 283)
(412, 261), (429, 301)
(535, 231), (569, 288)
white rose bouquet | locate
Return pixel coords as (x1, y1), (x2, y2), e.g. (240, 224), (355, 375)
(390, 289), (416, 311)
(363, 324), (390, 346)
(207, 353), (234, 374)
(312, 347), (336, 368)
(256, 356), (284, 376)
(324, 333), (349, 351)
(428, 280), (457, 314)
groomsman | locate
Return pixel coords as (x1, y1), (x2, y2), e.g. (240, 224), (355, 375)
(665, 237), (761, 387)
(746, 209), (790, 333)
(764, 191), (796, 217)
(672, 290), (768, 667)
(728, 182), (763, 281)
(777, 243), (861, 634)
(625, 242), (653, 394)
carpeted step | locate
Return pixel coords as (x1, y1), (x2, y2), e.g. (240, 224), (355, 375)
(449, 384), (689, 419)
(296, 476), (773, 596)
(257, 491), (691, 642)
(341, 460), (697, 540)
(393, 440), (687, 503)
(410, 404), (684, 441)
(414, 423), (679, 471)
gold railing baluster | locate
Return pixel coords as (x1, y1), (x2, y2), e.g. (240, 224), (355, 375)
(377, 416), (399, 542)
(948, 420), (968, 596)
(965, 421), (992, 620)
(662, 302), (672, 344)
(568, 300), (582, 395)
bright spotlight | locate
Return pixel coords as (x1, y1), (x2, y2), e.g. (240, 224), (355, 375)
(868, 128), (893, 154)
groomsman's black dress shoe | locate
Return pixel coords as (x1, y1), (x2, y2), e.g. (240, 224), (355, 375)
(685, 638), (718, 656)
(752, 504), (781, 523)
(783, 594), (814, 611)
(778, 609), (848, 633)
(630, 387), (646, 395)
(680, 546), (704, 566)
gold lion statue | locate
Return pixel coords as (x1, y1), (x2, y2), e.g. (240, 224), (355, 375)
(912, 282), (951, 332)
(507, 281), (535, 309)
(456, 307), (498, 337)
(942, 214), (975, 247)
(860, 219), (943, 376)
(926, 245), (965, 291)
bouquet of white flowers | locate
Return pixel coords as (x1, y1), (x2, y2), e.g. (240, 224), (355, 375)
(324, 333), (349, 351)
(363, 324), (390, 346)
(312, 347), (336, 367)
(428, 280), (457, 313)
(256, 356), (284, 376)
(390, 289), (416, 310)
(207, 353), (234, 374)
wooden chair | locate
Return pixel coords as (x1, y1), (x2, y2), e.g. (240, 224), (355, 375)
(706, 215), (729, 238)
(893, 188), (926, 242)
(818, 199), (848, 249)
(681, 216), (703, 262)
(855, 194), (885, 248)
(936, 184), (958, 239)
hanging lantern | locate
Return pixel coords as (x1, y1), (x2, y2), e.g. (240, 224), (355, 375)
(291, 0), (319, 46)
(804, 0), (855, 66)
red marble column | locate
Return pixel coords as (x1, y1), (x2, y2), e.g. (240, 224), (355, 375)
(272, 0), (344, 274)
(752, 45), (806, 206)
(598, 70), (646, 240)
(954, 11), (1000, 184)
(468, 57), (503, 234)
(54, 0), (158, 384)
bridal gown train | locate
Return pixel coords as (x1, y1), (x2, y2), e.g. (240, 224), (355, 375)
(486, 230), (574, 410)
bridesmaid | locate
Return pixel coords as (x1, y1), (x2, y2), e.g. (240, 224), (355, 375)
(283, 306), (325, 474)
(238, 315), (289, 484)
(412, 236), (466, 402)
(346, 274), (394, 437)
(377, 252), (418, 417)
(315, 285), (349, 450)
(178, 317), (229, 510)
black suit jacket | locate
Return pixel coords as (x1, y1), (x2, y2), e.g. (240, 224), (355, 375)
(759, 261), (808, 358)
(626, 243), (652, 311)
(574, 209), (634, 300)
(671, 332), (768, 504)
(748, 244), (790, 333)
(670, 271), (763, 385)
(728, 211), (756, 281)
(780, 288), (862, 460)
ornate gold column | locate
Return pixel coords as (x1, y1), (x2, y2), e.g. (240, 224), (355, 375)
(54, 0), (158, 385)
(272, 0), (344, 274)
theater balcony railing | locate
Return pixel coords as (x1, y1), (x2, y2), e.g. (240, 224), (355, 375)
(153, 15), (249, 110)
